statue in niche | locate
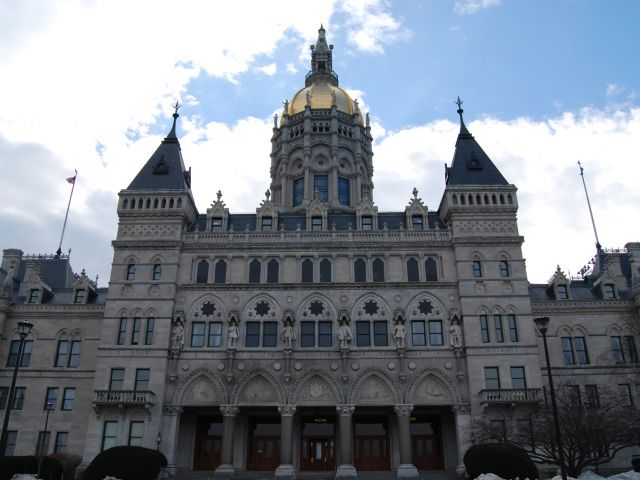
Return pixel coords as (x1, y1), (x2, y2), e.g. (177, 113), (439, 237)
(228, 319), (240, 349)
(337, 319), (353, 349)
(393, 319), (406, 348)
(449, 317), (463, 348)
(281, 318), (296, 349)
(171, 318), (184, 350)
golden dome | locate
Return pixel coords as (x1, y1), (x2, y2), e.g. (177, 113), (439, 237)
(287, 82), (363, 124)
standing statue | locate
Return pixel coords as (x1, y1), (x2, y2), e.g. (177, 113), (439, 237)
(306, 90), (312, 106)
(281, 319), (296, 349)
(449, 318), (463, 348)
(282, 99), (289, 115)
(228, 319), (240, 349)
(337, 320), (353, 349)
(331, 89), (337, 106)
(171, 318), (184, 350)
(393, 320), (406, 348)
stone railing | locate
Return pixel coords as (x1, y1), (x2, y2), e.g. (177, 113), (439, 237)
(93, 390), (154, 411)
(479, 388), (542, 405)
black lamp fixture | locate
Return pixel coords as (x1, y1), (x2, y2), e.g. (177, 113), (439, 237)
(156, 432), (162, 451)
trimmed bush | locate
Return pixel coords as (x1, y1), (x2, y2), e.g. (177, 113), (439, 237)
(464, 443), (538, 480)
(48, 453), (81, 480)
(632, 458), (640, 472)
(0, 455), (64, 480)
(83, 446), (167, 480)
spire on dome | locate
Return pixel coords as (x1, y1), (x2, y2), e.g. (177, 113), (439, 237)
(455, 95), (471, 136)
(166, 100), (181, 140)
(306, 24), (338, 87)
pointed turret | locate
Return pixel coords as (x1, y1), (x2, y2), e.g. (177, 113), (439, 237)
(445, 98), (508, 186)
(306, 24), (337, 87)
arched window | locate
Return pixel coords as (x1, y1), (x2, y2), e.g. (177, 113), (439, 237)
(472, 260), (482, 278)
(177, 198), (182, 208)
(123, 199), (128, 209)
(267, 259), (279, 284)
(214, 260), (227, 284)
(196, 260), (209, 284)
(126, 264), (136, 281)
(152, 264), (162, 281)
(319, 259), (331, 283)
(354, 259), (366, 283)
(425, 258), (438, 281)
(249, 259), (261, 283)
(301, 259), (314, 283)
(407, 258), (419, 282)
(372, 258), (385, 282)
(499, 260), (510, 277)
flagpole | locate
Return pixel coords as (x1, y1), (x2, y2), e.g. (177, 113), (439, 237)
(578, 161), (601, 251)
(56, 170), (77, 257)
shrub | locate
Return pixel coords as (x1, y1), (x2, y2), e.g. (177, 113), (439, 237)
(83, 446), (167, 480)
(0, 455), (64, 480)
(48, 453), (82, 480)
(632, 458), (640, 473)
(464, 443), (538, 480)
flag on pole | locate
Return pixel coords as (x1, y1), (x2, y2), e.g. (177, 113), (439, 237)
(66, 175), (76, 184)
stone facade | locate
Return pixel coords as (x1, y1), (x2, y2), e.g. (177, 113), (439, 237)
(1, 26), (639, 479)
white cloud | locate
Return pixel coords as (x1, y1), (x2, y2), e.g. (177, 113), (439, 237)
(454, 0), (501, 15)
(255, 63), (277, 76)
(285, 62), (298, 74)
(606, 83), (625, 98)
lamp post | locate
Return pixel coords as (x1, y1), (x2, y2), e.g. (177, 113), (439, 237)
(37, 401), (54, 478)
(156, 432), (162, 451)
(534, 316), (568, 480)
(0, 320), (33, 456)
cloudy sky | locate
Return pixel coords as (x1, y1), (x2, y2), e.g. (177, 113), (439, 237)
(1, 0), (638, 285)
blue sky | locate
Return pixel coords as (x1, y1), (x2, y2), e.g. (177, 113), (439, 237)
(0, 0), (639, 284)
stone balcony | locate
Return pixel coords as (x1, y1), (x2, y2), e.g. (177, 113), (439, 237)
(479, 388), (542, 408)
(93, 390), (154, 413)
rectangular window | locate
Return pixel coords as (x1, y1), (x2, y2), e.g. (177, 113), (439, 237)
(128, 421), (144, 447)
(411, 321), (426, 346)
(117, 318), (127, 345)
(246, 322), (260, 347)
(618, 383), (632, 406)
(144, 318), (154, 345)
(562, 337), (576, 365)
(356, 321), (370, 347)
(61, 388), (75, 411)
(54, 432), (68, 453)
(134, 369), (150, 391)
(126, 264), (136, 281)
(480, 315), (490, 343)
(4, 431), (17, 456)
(556, 284), (569, 299)
(211, 217), (223, 232)
(263, 322), (278, 347)
(207, 322), (222, 347)
(55, 340), (69, 367)
(152, 264), (162, 281)
(508, 314), (519, 342)
(12, 387), (25, 410)
(499, 260), (510, 277)
(318, 321), (332, 347)
(102, 421), (118, 451)
(74, 289), (86, 304)
(261, 217), (273, 231)
(36, 431), (51, 456)
(516, 419), (533, 447)
(131, 317), (141, 345)
(362, 216), (372, 230)
(44, 387), (59, 410)
(624, 336), (638, 363)
(411, 215), (423, 230)
(472, 261), (482, 278)
(7, 340), (32, 367)
(301, 322), (315, 347)
(585, 385), (600, 408)
(373, 321), (388, 346)
(109, 368), (124, 390)
(510, 366), (527, 389)
(428, 320), (444, 346)
(191, 322), (205, 347)
(494, 315), (504, 343)
(68, 340), (81, 368)
(311, 216), (322, 231)
(484, 367), (500, 390)
(293, 178), (304, 207)
(28, 289), (41, 303)
(611, 336), (625, 363)
(603, 284), (616, 298)
(313, 175), (329, 202)
(0, 387), (8, 409)
(574, 337), (589, 364)
(567, 385), (581, 406)
(338, 177), (350, 206)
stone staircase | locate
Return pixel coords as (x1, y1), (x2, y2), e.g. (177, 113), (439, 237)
(171, 469), (458, 480)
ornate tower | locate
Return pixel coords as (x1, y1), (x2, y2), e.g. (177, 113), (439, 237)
(269, 26), (374, 212)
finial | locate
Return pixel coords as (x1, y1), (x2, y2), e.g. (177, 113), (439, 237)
(455, 95), (470, 135)
(366, 112), (370, 127)
(412, 187), (418, 199)
(216, 190), (222, 201)
(172, 100), (182, 117)
(81, 268), (86, 276)
(273, 114), (278, 127)
(319, 23), (325, 32)
(167, 100), (181, 139)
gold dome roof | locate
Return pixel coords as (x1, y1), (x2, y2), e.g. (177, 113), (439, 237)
(287, 82), (362, 124)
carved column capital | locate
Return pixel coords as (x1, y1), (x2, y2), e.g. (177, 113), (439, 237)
(163, 405), (183, 416)
(220, 405), (240, 417)
(394, 404), (414, 417)
(278, 405), (297, 416)
(336, 404), (355, 416)
(451, 403), (471, 415)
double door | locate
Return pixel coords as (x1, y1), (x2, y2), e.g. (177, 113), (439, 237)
(193, 416), (223, 470)
(300, 437), (335, 471)
(411, 416), (443, 470)
(354, 420), (389, 471)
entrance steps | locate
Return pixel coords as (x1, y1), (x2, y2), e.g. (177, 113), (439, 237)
(171, 470), (458, 480)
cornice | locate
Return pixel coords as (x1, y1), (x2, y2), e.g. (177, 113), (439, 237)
(178, 281), (458, 291)
(531, 299), (635, 313)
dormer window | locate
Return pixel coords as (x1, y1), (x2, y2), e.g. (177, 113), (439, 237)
(126, 264), (136, 281)
(262, 217), (273, 231)
(362, 216), (372, 230)
(311, 216), (323, 231)
(411, 215), (423, 230)
(556, 284), (569, 300)
(74, 289), (86, 304)
(211, 218), (223, 232)
(28, 289), (41, 304)
(603, 284), (616, 299)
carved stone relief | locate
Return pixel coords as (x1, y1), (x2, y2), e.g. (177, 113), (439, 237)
(413, 375), (453, 405)
(239, 376), (277, 404)
(298, 376), (336, 404)
(355, 376), (394, 404)
(182, 377), (220, 405)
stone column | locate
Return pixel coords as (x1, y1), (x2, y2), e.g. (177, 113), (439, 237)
(275, 405), (296, 480)
(161, 406), (183, 477)
(395, 404), (419, 480)
(214, 405), (239, 479)
(453, 404), (472, 479)
(335, 405), (357, 480)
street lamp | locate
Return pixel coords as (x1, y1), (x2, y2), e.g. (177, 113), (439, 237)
(0, 320), (34, 456)
(156, 432), (162, 451)
(534, 316), (568, 480)
(37, 401), (54, 478)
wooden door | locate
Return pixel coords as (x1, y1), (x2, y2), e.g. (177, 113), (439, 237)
(247, 436), (280, 470)
(193, 417), (223, 470)
(411, 417), (443, 470)
(354, 436), (389, 470)
(300, 438), (335, 471)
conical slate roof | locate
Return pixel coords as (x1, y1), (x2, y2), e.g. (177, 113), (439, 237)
(127, 113), (191, 190)
(446, 107), (509, 186)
